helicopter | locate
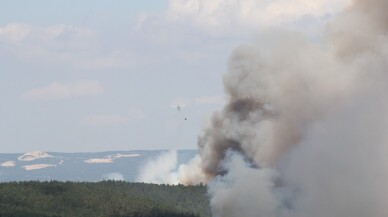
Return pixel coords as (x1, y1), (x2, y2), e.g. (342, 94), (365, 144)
(171, 105), (187, 120)
(171, 105), (185, 111)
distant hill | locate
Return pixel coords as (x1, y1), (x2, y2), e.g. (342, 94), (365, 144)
(0, 150), (197, 182)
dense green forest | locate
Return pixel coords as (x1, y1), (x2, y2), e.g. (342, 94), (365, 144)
(0, 181), (211, 217)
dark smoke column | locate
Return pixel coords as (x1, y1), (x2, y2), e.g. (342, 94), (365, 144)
(196, 32), (336, 178)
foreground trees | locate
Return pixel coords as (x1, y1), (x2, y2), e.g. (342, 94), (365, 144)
(0, 181), (210, 217)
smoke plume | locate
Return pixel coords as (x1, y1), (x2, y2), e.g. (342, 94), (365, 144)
(179, 0), (388, 216)
(136, 150), (208, 185)
(136, 150), (179, 184)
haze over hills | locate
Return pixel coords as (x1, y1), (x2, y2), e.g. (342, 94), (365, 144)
(0, 150), (197, 182)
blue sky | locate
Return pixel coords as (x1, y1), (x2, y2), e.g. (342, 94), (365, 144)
(0, 0), (348, 152)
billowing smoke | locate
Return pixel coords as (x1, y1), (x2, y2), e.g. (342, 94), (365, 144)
(183, 0), (388, 216)
(136, 150), (180, 184)
(135, 150), (208, 185)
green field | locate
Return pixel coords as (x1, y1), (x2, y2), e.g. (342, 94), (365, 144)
(0, 181), (211, 217)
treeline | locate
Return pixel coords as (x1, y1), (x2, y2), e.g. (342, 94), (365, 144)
(0, 181), (211, 217)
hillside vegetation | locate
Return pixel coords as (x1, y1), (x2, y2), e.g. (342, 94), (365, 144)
(0, 181), (211, 217)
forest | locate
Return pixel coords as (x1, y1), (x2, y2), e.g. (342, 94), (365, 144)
(0, 181), (211, 217)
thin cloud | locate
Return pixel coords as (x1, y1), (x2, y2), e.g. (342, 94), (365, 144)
(194, 96), (224, 106)
(0, 23), (32, 42)
(165, 0), (350, 35)
(170, 98), (191, 107)
(82, 109), (146, 127)
(0, 23), (93, 50)
(170, 96), (224, 107)
(22, 80), (103, 101)
(82, 115), (130, 126)
(0, 23), (134, 70)
(133, 0), (350, 69)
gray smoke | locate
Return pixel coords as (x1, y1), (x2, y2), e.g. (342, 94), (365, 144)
(198, 29), (351, 177)
(187, 0), (388, 216)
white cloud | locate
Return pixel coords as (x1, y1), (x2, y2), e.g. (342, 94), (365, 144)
(0, 23), (32, 41)
(111, 153), (141, 159)
(22, 164), (56, 170)
(18, 151), (53, 161)
(133, 0), (351, 68)
(166, 0), (350, 35)
(84, 158), (113, 164)
(22, 80), (103, 101)
(84, 153), (141, 164)
(0, 161), (16, 167)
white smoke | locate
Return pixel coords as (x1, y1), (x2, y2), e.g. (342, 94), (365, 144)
(135, 150), (179, 184)
(136, 150), (207, 185)
(281, 94), (388, 217)
(174, 154), (208, 185)
(208, 151), (280, 217)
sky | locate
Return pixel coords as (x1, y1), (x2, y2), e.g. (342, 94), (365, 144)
(0, 0), (349, 153)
